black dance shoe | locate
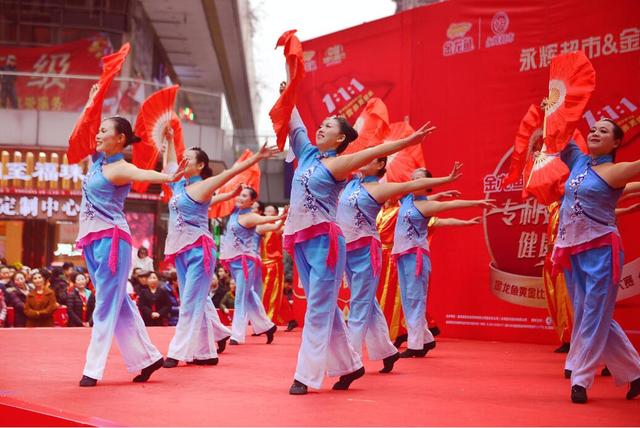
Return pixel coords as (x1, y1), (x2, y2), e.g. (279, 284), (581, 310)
(133, 358), (164, 382)
(380, 352), (400, 373)
(627, 378), (640, 400)
(266, 325), (277, 344)
(601, 366), (611, 377)
(79, 375), (97, 387)
(163, 357), (179, 368)
(286, 320), (299, 332)
(393, 334), (408, 348)
(332, 367), (365, 390)
(423, 341), (436, 354)
(554, 342), (570, 353)
(289, 379), (308, 395)
(571, 385), (587, 403)
(428, 326), (441, 337)
(229, 339), (239, 345)
(399, 348), (427, 358)
(195, 358), (219, 366)
(217, 336), (230, 354)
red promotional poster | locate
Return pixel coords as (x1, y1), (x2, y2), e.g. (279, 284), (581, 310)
(0, 36), (114, 112)
(295, 0), (640, 346)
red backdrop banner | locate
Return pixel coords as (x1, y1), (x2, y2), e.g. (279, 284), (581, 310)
(0, 36), (114, 112)
(294, 0), (640, 345)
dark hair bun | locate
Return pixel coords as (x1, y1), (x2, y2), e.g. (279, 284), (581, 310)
(333, 116), (358, 154)
(129, 135), (142, 144)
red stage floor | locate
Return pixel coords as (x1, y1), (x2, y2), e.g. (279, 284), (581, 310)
(0, 327), (638, 426)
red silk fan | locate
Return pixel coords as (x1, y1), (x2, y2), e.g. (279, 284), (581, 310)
(270, 30), (306, 151)
(523, 128), (587, 205)
(67, 43), (130, 163)
(342, 97), (390, 155)
(502, 104), (544, 189)
(208, 150), (261, 219)
(544, 51), (595, 153)
(131, 85), (185, 194)
(383, 121), (426, 183)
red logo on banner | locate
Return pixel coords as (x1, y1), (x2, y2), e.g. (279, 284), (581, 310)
(443, 22), (475, 56)
(486, 11), (515, 48)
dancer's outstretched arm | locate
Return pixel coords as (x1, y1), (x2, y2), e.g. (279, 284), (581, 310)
(324, 123), (436, 181)
(616, 203), (640, 216)
(600, 160), (640, 189)
(211, 186), (242, 205)
(415, 198), (495, 217)
(428, 190), (462, 201)
(239, 211), (286, 229)
(110, 161), (183, 185)
(188, 144), (278, 203)
(368, 162), (462, 204)
(431, 216), (482, 228)
(623, 182), (640, 195)
(257, 220), (285, 235)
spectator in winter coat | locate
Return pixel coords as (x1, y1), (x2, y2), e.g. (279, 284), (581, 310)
(5, 271), (31, 327)
(137, 272), (171, 326)
(24, 270), (57, 327)
(66, 273), (95, 327)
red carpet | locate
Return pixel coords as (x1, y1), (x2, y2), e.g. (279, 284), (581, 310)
(0, 327), (638, 426)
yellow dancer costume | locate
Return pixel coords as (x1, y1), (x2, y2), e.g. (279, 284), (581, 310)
(261, 229), (285, 324)
(543, 201), (573, 344)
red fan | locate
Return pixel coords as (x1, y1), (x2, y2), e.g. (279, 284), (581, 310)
(270, 30), (306, 151)
(208, 150), (261, 219)
(544, 51), (595, 153)
(131, 85), (185, 194)
(524, 129), (587, 205)
(383, 121), (426, 183)
(502, 104), (544, 189)
(67, 43), (130, 163)
(342, 97), (390, 155)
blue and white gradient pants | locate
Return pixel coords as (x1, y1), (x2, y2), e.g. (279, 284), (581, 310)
(82, 237), (162, 379)
(563, 246), (640, 389)
(345, 245), (397, 361)
(396, 252), (434, 351)
(294, 235), (362, 389)
(168, 246), (228, 361)
(229, 258), (274, 343)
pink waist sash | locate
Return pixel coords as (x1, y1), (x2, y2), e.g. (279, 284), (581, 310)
(284, 222), (343, 271)
(77, 226), (132, 274)
(393, 247), (431, 277)
(551, 232), (623, 285)
(165, 235), (217, 275)
(346, 236), (382, 274)
(221, 254), (261, 282)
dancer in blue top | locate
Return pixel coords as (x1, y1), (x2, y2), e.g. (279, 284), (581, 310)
(392, 167), (494, 358)
(551, 119), (640, 403)
(76, 84), (183, 387)
(220, 187), (285, 345)
(162, 128), (277, 368)
(281, 81), (437, 395)
(336, 157), (462, 373)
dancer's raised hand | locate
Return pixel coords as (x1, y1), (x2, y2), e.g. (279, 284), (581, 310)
(448, 161), (463, 182)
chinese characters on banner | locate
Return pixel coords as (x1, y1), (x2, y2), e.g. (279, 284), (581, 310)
(0, 37), (115, 112)
(296, 0), (640, 345)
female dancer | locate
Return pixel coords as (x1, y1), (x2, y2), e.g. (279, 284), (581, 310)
(259, 204), (286, 323)
(76, 85), (181, 387)
(552, 119), (640, 403)
(336, 157), (462, 373)
(393, 167), (494, 358)
(283, 98), (436, 395)
(162, 129), (276, 368)
(220, 187), (284, 345)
